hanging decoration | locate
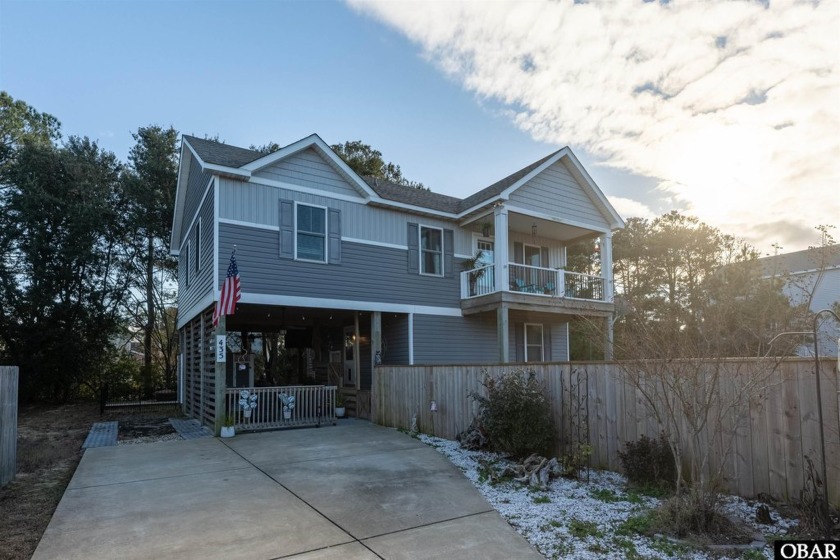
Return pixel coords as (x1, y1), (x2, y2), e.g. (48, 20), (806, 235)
(239, 389), (257, 419)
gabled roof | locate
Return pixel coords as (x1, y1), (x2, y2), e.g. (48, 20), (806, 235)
(459, 150), (561, 212)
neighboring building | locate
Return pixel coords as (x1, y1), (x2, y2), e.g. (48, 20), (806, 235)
(758, 245), (840, 357)
(171, 134), (624, 422)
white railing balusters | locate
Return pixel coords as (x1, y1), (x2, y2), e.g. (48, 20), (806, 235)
(224, 385), (337, 431)
(460, 262), (605, 301)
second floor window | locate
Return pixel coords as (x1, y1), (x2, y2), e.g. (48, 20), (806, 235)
(296, 203), (326, 262)
(420, 226), (443, 276)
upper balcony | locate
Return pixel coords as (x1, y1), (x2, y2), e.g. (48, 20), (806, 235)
(459, 262), (614, 316)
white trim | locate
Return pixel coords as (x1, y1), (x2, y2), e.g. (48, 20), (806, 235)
(522, 242), (544, 267)
(408, 313), (414, 365)
(176, 291), (216, 329)
(369, 197), (458, 219)
(454, 253), (473, 260)
(213, 177), (219, 300)
(240, 134), (377, 199)
(342, 237), (408, 251)
(170, 141), (190, 254)
(294, 201), (328, 263)
(219, 218), (280, 232)
(181, 176), (214, 251)
(202, 162), (251, 178)
(419, 224), (445, 277)
(524, 322), (545, 362)
(184, 241), (191, 288)
(248, 176), (368, 205)
(238, 292), (463, 317)
(504, 204), (611, 234)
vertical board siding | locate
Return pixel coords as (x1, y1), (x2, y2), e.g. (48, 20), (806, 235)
(412, 314), (499, 364)
(218, 223), (463, 309)
(508, 160), (609, 229)
(373, 359), (840, 507)
(218, 179), (474, 255)
(178, 191), (215, 319)
(253, 148), (364, 198)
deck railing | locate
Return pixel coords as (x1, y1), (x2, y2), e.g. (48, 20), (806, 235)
(461, 263), (605, 301)
(224, 385), (336, 431)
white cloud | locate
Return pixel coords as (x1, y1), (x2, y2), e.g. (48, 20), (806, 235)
(608, 196), (655, 221)
(348, 0), (840, 251)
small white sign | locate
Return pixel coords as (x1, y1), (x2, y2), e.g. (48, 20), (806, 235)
(216, 335), (226, 362)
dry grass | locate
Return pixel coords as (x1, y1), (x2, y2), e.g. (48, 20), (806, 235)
(0, 403), (100, 560)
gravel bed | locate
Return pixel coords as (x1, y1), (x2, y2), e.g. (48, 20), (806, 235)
(418, 434), (796, 559)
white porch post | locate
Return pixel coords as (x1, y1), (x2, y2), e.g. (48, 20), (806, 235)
(213, 315), (226, 437)
(494, 204), (509, 292)
(408, 312), (414, 365)
(371, 311), (382, 367)
(497, 307), (510, 363)
(600, 231), (614, 302)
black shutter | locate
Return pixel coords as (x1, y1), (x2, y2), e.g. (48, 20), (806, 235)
(407, 223), (419, 273)
(279, 200), (294, 259)
(443, 229), (454, 278)
(328, 208), (341, 264)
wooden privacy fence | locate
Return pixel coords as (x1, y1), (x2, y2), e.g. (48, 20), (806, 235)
(1, 366), (19, 487)
(372, 358), (840, 507)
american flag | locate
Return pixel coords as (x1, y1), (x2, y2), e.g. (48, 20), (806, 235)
(213, 249), (241, 326)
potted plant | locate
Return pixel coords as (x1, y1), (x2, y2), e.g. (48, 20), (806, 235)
(221, 415), (235, 438)
(335, 391), (346, 418)
(278, 392), (296, 420)
(461, 250), (486, 296)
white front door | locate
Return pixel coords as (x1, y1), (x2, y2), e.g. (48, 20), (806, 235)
(342, 326), (355, 387)
(475, 238), (495, 294)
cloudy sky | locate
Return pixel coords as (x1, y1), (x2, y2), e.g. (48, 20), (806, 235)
(1, 0), (837, 252)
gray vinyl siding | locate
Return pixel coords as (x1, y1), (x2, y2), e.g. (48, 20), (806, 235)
(508, 231), (566, 267)
(179, 192), (215, 320)
(382, 314), (409, 364)
(509, 311), (570, 362)
(509, 160), (609, 230)
(181, 156), (212, 243)
(218, 222), (462, 309)
(412, 315), (498, 364)
(253, 148), (364, 199)
(218, 178), (474, 255)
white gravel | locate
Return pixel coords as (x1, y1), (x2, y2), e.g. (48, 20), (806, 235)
(418, 434), (796, 559)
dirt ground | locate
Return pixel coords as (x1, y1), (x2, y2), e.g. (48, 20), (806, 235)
(0, 403), (180, 560)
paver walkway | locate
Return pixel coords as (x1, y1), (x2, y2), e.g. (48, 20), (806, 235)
(168, 417), (213, 439)
(33, 420), (543, 560)
(80, 421), (118, 448)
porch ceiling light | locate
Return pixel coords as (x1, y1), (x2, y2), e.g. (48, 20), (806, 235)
(430, 400), (438, 412)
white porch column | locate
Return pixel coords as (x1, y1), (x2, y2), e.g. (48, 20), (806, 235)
(494, 205), (509, 292)
(600, 231), (614, 302)
(497, 307), (510, 363)
(371, 311), (382, 367)
(408, 312), (414, 365)
(213, 315), (226, 437)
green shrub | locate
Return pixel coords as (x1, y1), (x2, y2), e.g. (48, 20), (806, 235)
(470, 369), (556, 458)
(618, 432), (676, 490)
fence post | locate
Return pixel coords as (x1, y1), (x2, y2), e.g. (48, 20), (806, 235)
(1, 366), (19, 487)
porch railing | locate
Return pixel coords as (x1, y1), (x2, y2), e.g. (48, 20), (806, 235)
(224, 385), (336, 431)
(460, 263), (605, 301)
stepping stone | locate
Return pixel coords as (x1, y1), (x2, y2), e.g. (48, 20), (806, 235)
(82, 421), (118, 448)
(169, 418), (213, 440)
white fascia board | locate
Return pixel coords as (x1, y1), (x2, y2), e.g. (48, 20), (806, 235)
(176, 291), (216, 329)
(170, 142), (191, 255)
(503, 204), (611, 234)
(213, 177), (219, 300)
(239, 292), (463, 317)
(368, 198), (458, 220)
(240, 133), (376, 200)
(219, 218), (280, 232)
(202, 162), (251, 179)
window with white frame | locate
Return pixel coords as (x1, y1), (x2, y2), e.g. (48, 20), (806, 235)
(420, 225), (443, 276)
(295, 203), (327, 262)
(194, 219), (201, 272)
(524, 323), (544, 362)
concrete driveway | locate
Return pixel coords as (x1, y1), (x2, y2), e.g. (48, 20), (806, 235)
(32, 420), (543, 559)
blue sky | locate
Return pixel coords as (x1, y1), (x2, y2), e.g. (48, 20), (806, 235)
(2, 0), (837, 252)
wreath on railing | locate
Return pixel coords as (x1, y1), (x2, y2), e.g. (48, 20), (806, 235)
(239, 390), (258, 418)
(278, 393), (296, 420)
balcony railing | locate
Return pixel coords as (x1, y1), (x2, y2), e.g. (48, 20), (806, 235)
(224, 385), (336, 431)
(460, 263), (606, 301)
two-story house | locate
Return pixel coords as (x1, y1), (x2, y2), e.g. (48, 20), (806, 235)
(171, 134), (623, 426)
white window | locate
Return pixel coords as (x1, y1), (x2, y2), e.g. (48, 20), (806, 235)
(420, 225), (443, 276)
(295, 203), (327, 262)
(524, 323), (544, 362)
(184, 242), (190, 287)
(194, 219), (201, 272)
